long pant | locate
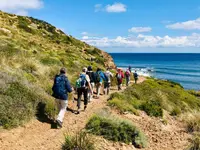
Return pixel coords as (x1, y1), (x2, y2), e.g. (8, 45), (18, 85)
(88, 82), (95, 101)
(117, 81), (122, 90)
(104, 82), (111, 95)
(134, 78), (138, 84)
(96, 82), (102, 97)
(77, 87), (88, 109)
(55, 99), (68, 123)
(126, 76), (130, 86)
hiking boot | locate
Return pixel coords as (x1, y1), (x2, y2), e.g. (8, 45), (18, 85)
(56, 120), (63, 128)
(77, 108), (80, 114)
(84, 105), (87, 111)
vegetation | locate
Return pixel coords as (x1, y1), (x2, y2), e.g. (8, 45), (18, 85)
(187, 133), (200, 150)
(86, 110), (147, 148)
(108, 79), (200, 117)
(0, 11), (112, 129)
(63, 130), (95, 150)
(186, 113), (200, 133)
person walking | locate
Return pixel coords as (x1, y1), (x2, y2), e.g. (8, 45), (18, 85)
(125, 68), (131, 86)
(104, 68), (113, 95)
(134, 70), (139, 84)
(95, 68), (106, 99)
(86, 66), (95, 102)
(116, 68), (124, 90)
(52, 68), (72, 128)
(76, 67), (92, 114)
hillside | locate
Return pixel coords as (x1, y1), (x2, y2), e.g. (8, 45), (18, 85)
(0, 11), (115, 129)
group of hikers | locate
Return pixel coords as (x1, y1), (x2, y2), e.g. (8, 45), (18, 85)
(52, 66), (139, 128)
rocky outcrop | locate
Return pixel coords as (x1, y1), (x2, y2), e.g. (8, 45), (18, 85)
(101, 51), (116, 69)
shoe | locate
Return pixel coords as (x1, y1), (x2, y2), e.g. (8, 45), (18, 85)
(84, 105), (87, 110)
(56, 120), (63, 128)
(77, 108), (80, 114)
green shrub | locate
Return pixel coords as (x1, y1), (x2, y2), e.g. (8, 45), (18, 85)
(86, 113), (147, 148)
(62, 130), (95, 150)
(21, 61), (37, 73)
(108, 78), (200, 117)
(140, 100), (163, 117)
(0, 72), (56, 129)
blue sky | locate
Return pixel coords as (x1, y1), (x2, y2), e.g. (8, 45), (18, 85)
(1, 0), (200, 53)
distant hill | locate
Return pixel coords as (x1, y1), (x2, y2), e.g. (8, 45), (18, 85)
(0, 11), (115, 128)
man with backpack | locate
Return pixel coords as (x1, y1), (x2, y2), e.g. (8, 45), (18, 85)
(116, 68), (124, 90)
(134, 70), (139, 84)
(125, 68), (131, 86)
(86, 66), (95, 102)
(104, 68), (113, 95)
(52, 68), (72, 128)
(76, 67), (92, 114)
(95, 68), (106, 99)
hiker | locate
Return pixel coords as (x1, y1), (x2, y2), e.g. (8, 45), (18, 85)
(116, 68), (124, 90)
(128, 66), (132, 73)
(134, 70), (139, 84)
(52, 68), (72, 128)
(76, 67), (92, 114)
(104, 68), (113, 95)
(125, 68), (131, 86)
(95, 68), (106, 98)
(86, 66), (95, 102)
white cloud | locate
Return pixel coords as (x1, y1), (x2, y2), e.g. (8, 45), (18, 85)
(0, 0), (43, 16)
(81, 32), (88, 35)
(129, 27), (152, 33)
(82, 36), (89, 40)
(81, 33), (200, 48)
(94, 3), (127, 13)
(105, 3), (127, 13)
(167, 18), (200, 30)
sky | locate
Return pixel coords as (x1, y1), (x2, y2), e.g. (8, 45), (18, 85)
(1, 0), (200, 53)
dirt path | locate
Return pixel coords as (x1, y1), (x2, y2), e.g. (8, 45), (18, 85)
(0, 76), (190, 150)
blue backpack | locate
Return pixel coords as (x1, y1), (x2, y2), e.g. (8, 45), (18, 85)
(76, 74), (87, 88)
(52, 75), (66, 96)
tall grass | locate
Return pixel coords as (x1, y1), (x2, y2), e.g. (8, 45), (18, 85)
(62, 130), (95, 150)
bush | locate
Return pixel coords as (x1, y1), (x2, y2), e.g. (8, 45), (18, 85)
(186, 113), (200, 133)
(0, 72), (56, 129)
(140, 100), (163, 117)
(62, 130), (95, 150)
(187, 133), (200, 150)
(108, 78), (200, 117)
(86, 112), (147, 148)
(21, 61), (37, 73)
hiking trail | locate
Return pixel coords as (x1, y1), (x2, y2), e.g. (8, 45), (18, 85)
(0, 76), (190, 150)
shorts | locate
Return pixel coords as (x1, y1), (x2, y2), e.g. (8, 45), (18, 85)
(104, 82), (111, 89)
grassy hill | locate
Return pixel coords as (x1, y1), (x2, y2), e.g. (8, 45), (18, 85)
(0, 11), (115, 129)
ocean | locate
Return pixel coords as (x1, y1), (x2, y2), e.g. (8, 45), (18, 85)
(110, 53), (200, 90)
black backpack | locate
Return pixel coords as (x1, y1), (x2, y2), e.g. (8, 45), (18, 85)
(87, 71), (95, 83)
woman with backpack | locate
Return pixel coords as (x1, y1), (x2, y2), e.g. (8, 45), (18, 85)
(75, 67), (92, 114)
(52, 68), (73, 128)
(116, 68), (124, 90)
(95, 68), (106, 99)
(125, 68), (131, 86)
(86, 66), (95, 102)
(104, 68), (113, 95)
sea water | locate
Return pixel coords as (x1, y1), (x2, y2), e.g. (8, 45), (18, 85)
(110, 53), (200, 90)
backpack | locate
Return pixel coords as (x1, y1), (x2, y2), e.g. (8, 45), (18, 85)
(117, 73), (122, 80)
(95, 71), (101, 83)
(134, 73), (138, 78)
(52, 75), (66, 96)
(87, 71), (95, 83)
(125, 70), (130, 77)
(104, 72), (109, 82)
(76, 74), (87, 88)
